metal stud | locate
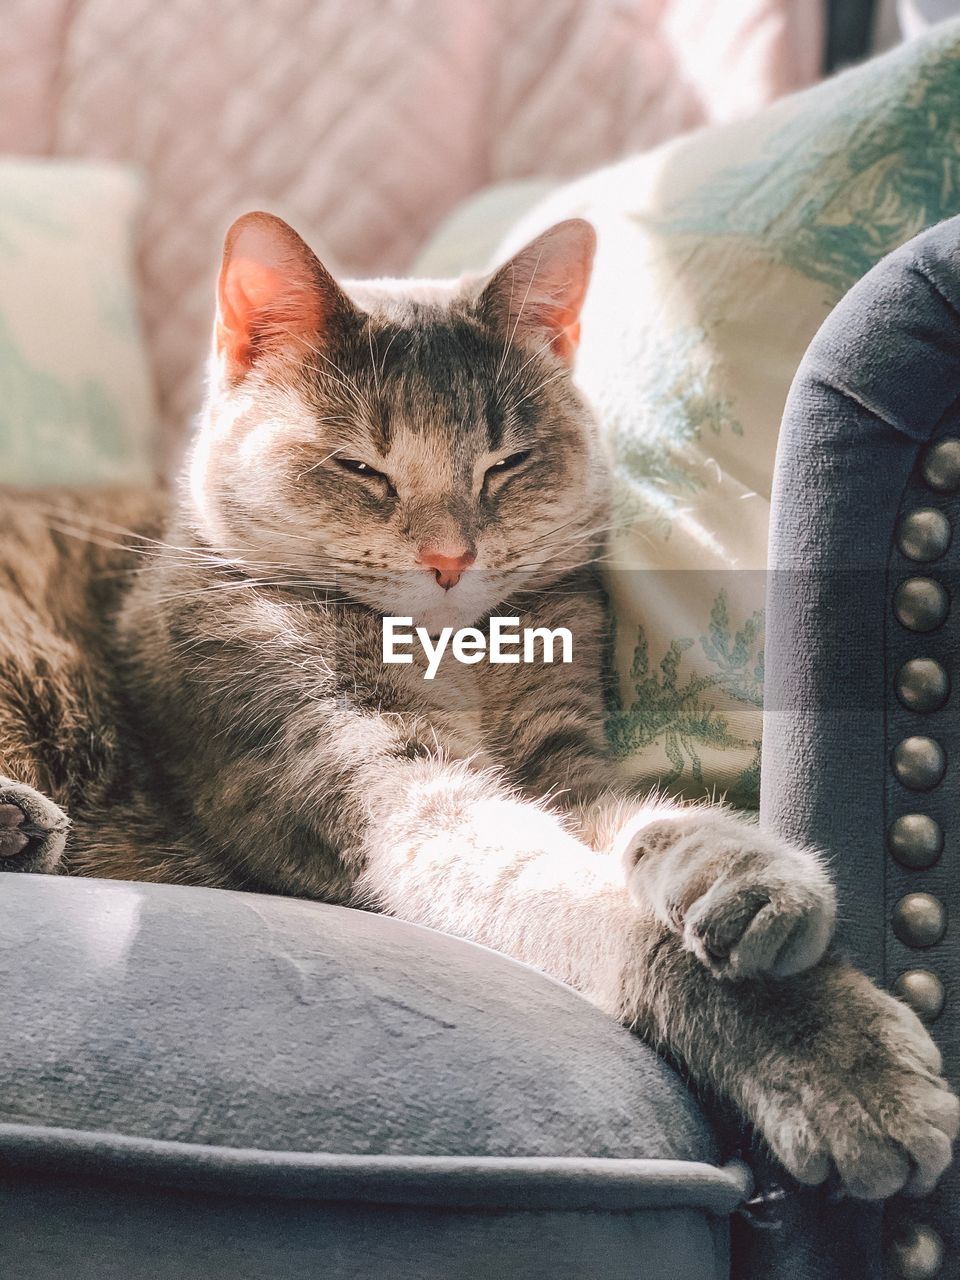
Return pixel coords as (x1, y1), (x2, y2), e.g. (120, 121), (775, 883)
(893, 578), (949, 632)
(891, 736), (946, 791)
(892, 970), (945, 1022)
(896, 658), (950, 713)
(887, 814), (943, 869)
(887, 1222), (944, 1279)
(922, 437), (960, 494)
(892, 893), (947, 949)
(897, 509), (952, 563)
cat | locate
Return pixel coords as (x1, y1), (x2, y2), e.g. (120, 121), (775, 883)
(0, 211), (956, 1201)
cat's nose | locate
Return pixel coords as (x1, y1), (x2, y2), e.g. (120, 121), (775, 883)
(418, 546), (476, 590)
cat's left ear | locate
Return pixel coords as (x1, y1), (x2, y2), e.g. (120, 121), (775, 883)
(215, 211), (355, 381)
(478, 219), (596, 367)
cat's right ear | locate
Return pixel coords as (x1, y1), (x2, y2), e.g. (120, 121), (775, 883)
(478, 219), (595, 367)
(216, 212), (354, 382)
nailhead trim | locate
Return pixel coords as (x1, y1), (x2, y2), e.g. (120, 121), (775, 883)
(892, 969), (945, 1023)
(886, 1222), (945, 1278)
(886, 439), (956, 1275)
(893, 576), (949, 632)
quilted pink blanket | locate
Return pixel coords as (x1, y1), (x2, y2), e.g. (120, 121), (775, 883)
(1, 0), (821, 442)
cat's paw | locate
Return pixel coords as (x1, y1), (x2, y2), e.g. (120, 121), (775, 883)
(617, 807), (836, 979)
(754, 976), (958, 1199)
(0, 778), (69, 872)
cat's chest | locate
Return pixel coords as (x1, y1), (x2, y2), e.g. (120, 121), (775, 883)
(332, 584), (603, 769)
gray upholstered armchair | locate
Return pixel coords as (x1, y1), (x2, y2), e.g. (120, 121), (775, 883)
(3, 218), (960, 1280)
(763, 212), (960, 1279)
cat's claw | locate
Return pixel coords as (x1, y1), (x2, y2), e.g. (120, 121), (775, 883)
(617, 809), (836, 979)
(755, 978), (958, 1199)
(0, 778), (69, 872)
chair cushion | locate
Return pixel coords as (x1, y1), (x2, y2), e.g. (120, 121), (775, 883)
(0, 874), (748, 1279)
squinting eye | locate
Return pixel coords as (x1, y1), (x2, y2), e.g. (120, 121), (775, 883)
(334, 456), (397, 497)
(487, 450), (532, 478)
(335, 457), (374, 476)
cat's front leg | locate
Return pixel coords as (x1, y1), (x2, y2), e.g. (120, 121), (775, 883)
(614, 802), (837, 979)
(359, 763), (956, 1198)
(610, 802), (957, 1197)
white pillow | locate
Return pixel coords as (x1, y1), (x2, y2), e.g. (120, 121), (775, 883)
(0, 158), (157, 485)
(416, 25), (960, 806)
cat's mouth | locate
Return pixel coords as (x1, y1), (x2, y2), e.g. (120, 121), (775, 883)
(344, 566), (500, 634)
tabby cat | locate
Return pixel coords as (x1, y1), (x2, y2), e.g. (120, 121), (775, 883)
(0, 213), (955, 1199)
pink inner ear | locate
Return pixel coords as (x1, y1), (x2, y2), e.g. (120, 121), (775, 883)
(535, 299), (585, 366)
(552, 318), (581, 365)
(228, 258), (285, 310)
(215, 213), (330, 377)
(218, 258), (286, 365)
(217, 256), (294, 372)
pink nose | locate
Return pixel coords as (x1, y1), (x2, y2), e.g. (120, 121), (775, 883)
(418, 547), (476, 590)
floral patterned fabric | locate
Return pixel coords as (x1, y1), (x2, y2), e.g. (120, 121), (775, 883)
(417, 24), (960, 806)
(0, 159), (157, 484)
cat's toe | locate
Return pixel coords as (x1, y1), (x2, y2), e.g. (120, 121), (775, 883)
(618, 809), (836, 980)
(900, 1093), (959, 1197)
(758, 988), (958, 1200)
(764, 1078), (956, 1200)
(684, 874), (836, 980)
(0, 780), (69, 873)
(834, 1074), (957, 1200)
(0, 803), (30, 857)
(884, 1009), (960, 1197)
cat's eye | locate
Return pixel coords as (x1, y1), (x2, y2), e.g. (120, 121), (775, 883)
(486, 450), (532, 480)
(333, 456), (396, 497)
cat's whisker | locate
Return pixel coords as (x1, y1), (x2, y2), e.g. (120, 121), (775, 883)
(494, 262), (520, 383)
(304, 364), (370, 416)
(505, 527), (623, 571)
(273, 322), (367, 404)
(54, 507), (346, 574)
(44, 525), (242, 572)
(153, 578), (353, 606)
(46, 526), (307, 580)
(35, 507), (257, 569)
(502, 545), (618, 576)
(366, 320), (381, 399)
(495, 337), (554, 405)
(535, 529), (621, 558)
(511, 366), (570, 410)
(377, 326), (401, 382)
(282, 328), (374, 417)
(496, 247), (545, 383)
(522, 513), (592, 549)
(527, 514), (637, 549)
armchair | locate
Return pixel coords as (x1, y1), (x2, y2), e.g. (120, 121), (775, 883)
(763, 213), (960, 1278)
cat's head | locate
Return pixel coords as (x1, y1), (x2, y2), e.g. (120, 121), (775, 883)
(190, 211), (608, 633)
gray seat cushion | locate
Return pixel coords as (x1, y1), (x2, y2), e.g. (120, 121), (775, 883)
(0, 874), (748, 1279)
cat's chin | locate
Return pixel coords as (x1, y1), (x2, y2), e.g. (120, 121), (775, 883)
(367, 576), (500, 637)
(406, 598), (486, 637)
